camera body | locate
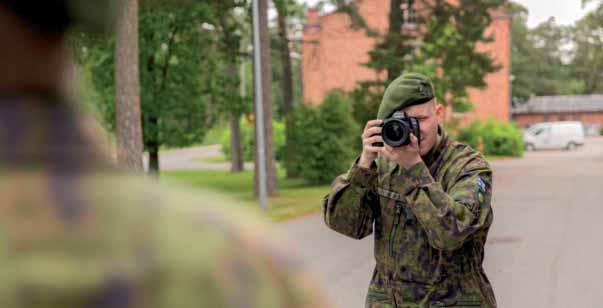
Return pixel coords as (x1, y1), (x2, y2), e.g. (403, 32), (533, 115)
(374, 111), (421, 147)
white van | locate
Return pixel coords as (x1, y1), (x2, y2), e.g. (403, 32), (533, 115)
(523, 121), (585, 151)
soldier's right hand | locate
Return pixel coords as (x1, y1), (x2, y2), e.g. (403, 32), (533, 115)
(358, 119), (383, 169)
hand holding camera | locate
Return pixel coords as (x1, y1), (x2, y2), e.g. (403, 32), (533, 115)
(358, 119), (384, 169)
(359, 111), (423, 170)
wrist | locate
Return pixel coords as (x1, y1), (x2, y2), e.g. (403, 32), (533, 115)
(358, 155), (373, 169)
(398, 157), (422, 169)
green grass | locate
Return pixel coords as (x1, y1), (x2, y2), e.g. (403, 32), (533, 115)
(162, 168), (330, 221)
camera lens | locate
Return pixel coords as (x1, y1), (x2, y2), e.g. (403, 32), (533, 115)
(382, 120), (410, 147)
(385, 122), (404, 141)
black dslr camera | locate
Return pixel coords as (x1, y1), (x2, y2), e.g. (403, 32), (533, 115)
(374, 111), (421, 147)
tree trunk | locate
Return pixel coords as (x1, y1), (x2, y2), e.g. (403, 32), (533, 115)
(218, 12), (245, 173)
(147, 116), (160, 176)
(254, 0), (278, 197)
(386, 0), (404, 82)
(230, 113), (244, 172)
(277, 9), (294, 115)
(115, 0), (144, 171)
(148, 144), (159, 175)
(276, 4), (298, 178)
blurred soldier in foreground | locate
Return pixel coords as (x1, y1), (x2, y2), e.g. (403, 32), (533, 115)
(324, 73), (496, 307)
(0, 1), (327, 307)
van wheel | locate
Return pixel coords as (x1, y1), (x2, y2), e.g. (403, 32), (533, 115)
(525, 143), (535, 151)
(566, 142), (577, 151)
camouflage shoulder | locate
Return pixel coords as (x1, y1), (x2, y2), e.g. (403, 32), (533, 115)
(447, 140), (491, 172)
(104, 174), (332, 308)
(0, 171), (331, 308)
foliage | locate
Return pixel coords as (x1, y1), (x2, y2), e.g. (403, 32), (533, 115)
(410, 0), (504, 112)
(570, 4), (603, 94)
(348, 82), (383, 135)
(458, 119), (524, 157)
(77, 1), (227, 161)
(509, 1), (593, 104)
(287, 91), (359, 184)
(351, 0), (505, 120)
(220, 120), (285, 162)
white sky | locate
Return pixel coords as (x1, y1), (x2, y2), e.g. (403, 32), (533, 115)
(299, 0), (598, 28)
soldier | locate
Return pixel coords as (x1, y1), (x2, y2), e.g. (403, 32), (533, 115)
(324, 73), (496, 307)
(0, 1), (328, 307)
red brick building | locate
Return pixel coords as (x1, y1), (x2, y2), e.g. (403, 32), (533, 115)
(512, 95), (603, 135)
(301, 0), (511, 124)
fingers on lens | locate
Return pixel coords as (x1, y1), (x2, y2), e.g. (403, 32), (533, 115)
(365, 119), (382, 130)
(363, 126), (382, 139)
(364, 135), (382, 145)
(364, 145), (382, 152)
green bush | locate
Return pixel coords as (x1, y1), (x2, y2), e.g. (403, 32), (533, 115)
(288, 91), (360, 184)
(220, 119), (285, 162)
(458, 119), (524, 157)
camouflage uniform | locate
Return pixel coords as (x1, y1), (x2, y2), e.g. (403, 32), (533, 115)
(0, 96), (330, 308)
(323, 126), (496, 307)
(0, 0), (331, 305)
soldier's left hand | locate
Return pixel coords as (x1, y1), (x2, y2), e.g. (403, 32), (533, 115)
(381, 133), (422, 169)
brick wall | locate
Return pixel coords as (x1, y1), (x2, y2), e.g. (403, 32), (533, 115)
(301, 0), (511, 123)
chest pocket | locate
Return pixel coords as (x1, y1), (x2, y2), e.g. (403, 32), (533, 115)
(376, 186), (437, 284)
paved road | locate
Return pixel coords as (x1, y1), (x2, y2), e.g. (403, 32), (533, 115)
(143, 144), (253, 171)
(280, 137), (603, 308)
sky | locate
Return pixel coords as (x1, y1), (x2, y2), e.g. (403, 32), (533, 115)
(300, 0), (598, 29)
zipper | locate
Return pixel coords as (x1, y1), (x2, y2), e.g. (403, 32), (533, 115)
(389, 202), (402, 258)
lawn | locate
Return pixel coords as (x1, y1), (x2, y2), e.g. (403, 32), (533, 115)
(162, 168), (330, 221)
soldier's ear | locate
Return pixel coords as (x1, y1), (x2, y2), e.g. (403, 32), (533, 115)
(435, 103), (445, 122)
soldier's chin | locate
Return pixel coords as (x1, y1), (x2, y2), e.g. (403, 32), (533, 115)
(419, 141), (432, 156)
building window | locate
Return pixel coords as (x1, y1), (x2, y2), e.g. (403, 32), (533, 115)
(401, 0), (417, 25)
(544, 115), (549, 121)
(559, 114), (566, 121)
(573, 114), (581, 121)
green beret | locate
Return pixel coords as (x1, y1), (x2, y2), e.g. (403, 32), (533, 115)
(377, 73), (435, 119)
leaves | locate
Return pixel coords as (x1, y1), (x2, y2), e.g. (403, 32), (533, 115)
(79, 1), (248, 153)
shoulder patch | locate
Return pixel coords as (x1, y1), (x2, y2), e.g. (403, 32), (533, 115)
(476, 177), (488, 207)
(477, 177), (486, 193)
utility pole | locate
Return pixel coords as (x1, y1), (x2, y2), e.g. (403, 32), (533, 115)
(252, 0), (267, 211)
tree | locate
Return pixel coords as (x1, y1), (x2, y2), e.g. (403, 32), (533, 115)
(528, 18), (580, 96)
(509, 2), (584, 103)
(350, 0), (504, 124)
(114, 0), (144, 171)
(83, 1), (222, 174)
(508, 1), (538, 104)
(411, 0), (505, 111)
(349, 0), (413, 128)
(254, 0), (278, 196)
(274, 0), (306, 178)
(216, 0), (249, 173)
(570, 5), (603, 94)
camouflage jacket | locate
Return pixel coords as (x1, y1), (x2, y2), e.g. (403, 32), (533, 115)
(324, 127), (496, 307)
(0, 94), (329, 308)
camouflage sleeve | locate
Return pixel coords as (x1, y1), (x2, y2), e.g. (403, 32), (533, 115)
(323, 159), (379, 239)
(391, 158), (493, 251)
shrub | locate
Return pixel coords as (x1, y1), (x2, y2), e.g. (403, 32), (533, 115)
(457, 119), (524, 157)
(220, 119), (285, 162)
(288, 91), (360, 184)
